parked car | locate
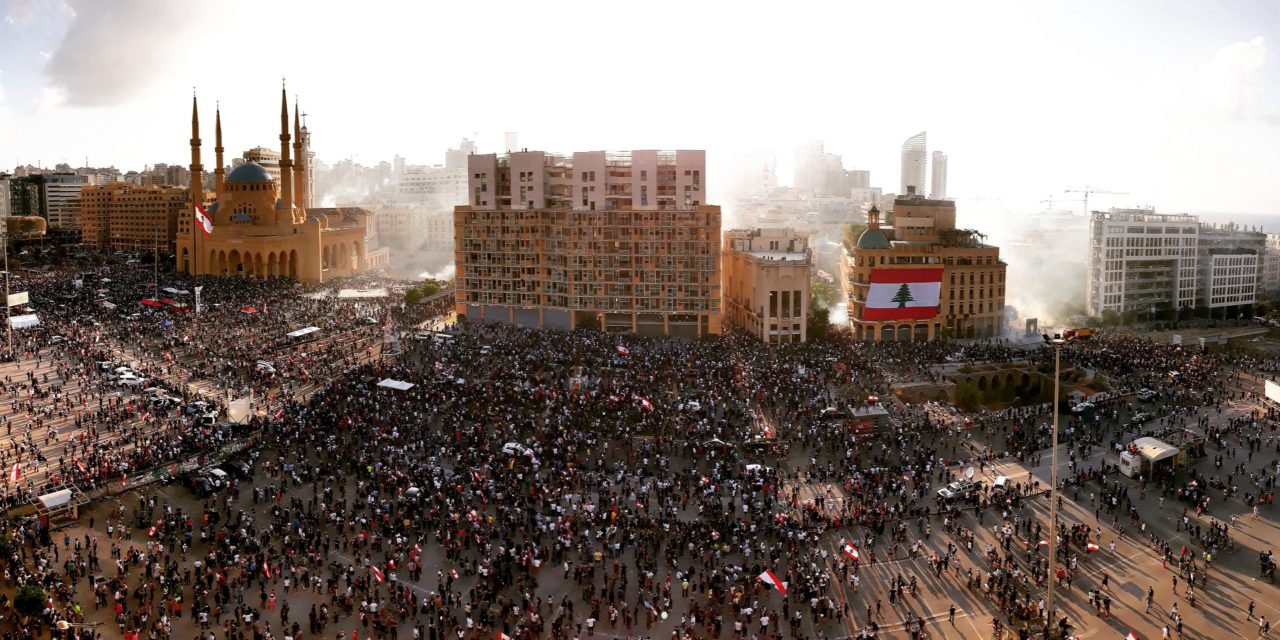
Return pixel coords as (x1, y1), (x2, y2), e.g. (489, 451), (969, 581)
(1070, 402), (1095, 414)
(1136, 389), (1158, 402)
(1130, 411), (1155, 426)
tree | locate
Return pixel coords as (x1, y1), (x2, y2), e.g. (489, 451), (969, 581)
(807, 302), (832, 341)
(14, 584), (44, 619)
(954, 382), (981, 412)
(811, 281), (838, 309)
(404, 288), (424, 306)
(890, 284), (914, 308)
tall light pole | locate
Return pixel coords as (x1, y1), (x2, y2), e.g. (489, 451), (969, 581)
(1041, 331), (1075, 638)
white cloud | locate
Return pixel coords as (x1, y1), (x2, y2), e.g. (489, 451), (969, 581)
(44, 0), (206, 106)
(1197, 36), (1280, 125)
(32, 85), (64, 113)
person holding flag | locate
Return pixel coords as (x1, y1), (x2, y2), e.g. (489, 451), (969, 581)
(758, 569), (787, 595)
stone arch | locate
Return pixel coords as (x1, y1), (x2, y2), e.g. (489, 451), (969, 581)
(977, 376), (989, 392)
(1021, 373), (1031, 389)
(289, 250), (298, 278)
(256, 252), (266, 279)
(217, 250), (227, 276)
(322, 245), (330, 269)
(228, 250), (242, 277)
(1006, 373), (1015, 388)
(879, 326), (894, 342)
(914, 324), (930, 341)
(897, 324), (912, 341)
(268, 252), (278, 278)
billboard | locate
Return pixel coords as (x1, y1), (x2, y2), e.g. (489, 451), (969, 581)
(5, 291), (28, 307)
(1266, 380), (1280, 405)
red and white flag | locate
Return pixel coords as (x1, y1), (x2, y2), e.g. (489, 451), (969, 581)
(369, 566), (385, 583)
(758, 570), (787, 595)
(121, 473), (128, 487)
(194, 204), (214, 237)
(450, 568), (459, 580)
(498, 633), (513, 640)
(1125, 632), (1141, 640)
(842, 543), (860, 561)
(633, 395), (653, 412)
(7, 463), (18, 484)
(263, 563), (272, 578)
(1037, 540), (1049, 547)
(863, 268), (943, 321)
(616, 345), (630, 356)
(1086, 542), (1100, 552)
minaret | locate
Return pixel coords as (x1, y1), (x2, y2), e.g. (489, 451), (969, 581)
(292, 99), (304, 213)
(214, 103), (225, 194)
(278, 85), (294, 222)
(189, 95), (203, 207)
(189, 93), (204, 273)
(300, 115), (313, 208)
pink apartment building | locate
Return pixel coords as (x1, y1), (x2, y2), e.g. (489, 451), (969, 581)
(453, 150), (722, 337)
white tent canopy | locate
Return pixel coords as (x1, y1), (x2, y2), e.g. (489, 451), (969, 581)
(9, 314), (39, 329)
(38, 489), (73, 509)
(337, 288), (388, 299)
(1132, 437), (1179, 463)
(377, 379), (416, 391)
(286, 326), (320, 338)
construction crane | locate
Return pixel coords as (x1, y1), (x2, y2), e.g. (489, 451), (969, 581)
(1064, 186), (1128, 217)
(1040, 195), (1084, 211)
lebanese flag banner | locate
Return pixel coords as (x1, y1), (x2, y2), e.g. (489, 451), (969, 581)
(863, 268), (943, 321)
(842, 543), (860, 560)
(7, 463), (17, 484)
(633, 395), (654, 412)
(194, 204), (214, 236)
(369, 566), (385, 583)
(758, 570), (787, 595)
(499, 633), (513, 640)
(1037, 540), (1049, 547)
(263, 563), (272, 578)
(1125, 632), (1140, 640)
(616, 345), (630, 356)
(1086, 542), (1100, 552)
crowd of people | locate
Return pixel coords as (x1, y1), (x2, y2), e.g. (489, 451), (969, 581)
(0, 253), (1270, 640)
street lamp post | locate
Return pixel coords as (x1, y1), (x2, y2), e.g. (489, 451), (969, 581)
(1041, 331), (1076, 638)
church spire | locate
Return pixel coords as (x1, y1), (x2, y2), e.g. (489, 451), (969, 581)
(278, 83), (294, 220)
(292, 97), (304, 213)
(214, 102), (225, 193)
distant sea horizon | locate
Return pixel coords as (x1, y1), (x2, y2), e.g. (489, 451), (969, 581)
(1191, 211), (1280, 232)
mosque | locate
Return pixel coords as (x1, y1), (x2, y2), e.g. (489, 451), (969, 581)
(176, 88), (385, 282)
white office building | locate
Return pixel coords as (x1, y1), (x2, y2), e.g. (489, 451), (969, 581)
(43, 173), (87, 231)
(1087, 208), (1264, 317)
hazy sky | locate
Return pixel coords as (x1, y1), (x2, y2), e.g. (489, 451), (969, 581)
(2, 0), (1279, 214)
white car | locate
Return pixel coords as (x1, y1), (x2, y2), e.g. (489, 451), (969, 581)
(117, 375), (147, 387)
(255, 361), (276, 374)
(502, 442), (532, 457)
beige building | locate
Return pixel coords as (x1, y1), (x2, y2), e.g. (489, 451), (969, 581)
(454, 150), (721, 337)
(80, 183), (188, 252)
(845, 194), (1006, 341)
(722, 228), (813, 342)
(175, 91), (378, 283)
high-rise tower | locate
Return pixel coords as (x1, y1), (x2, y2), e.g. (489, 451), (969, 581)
(900, 131), (927, 196)
(930, 150), (948, 200)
